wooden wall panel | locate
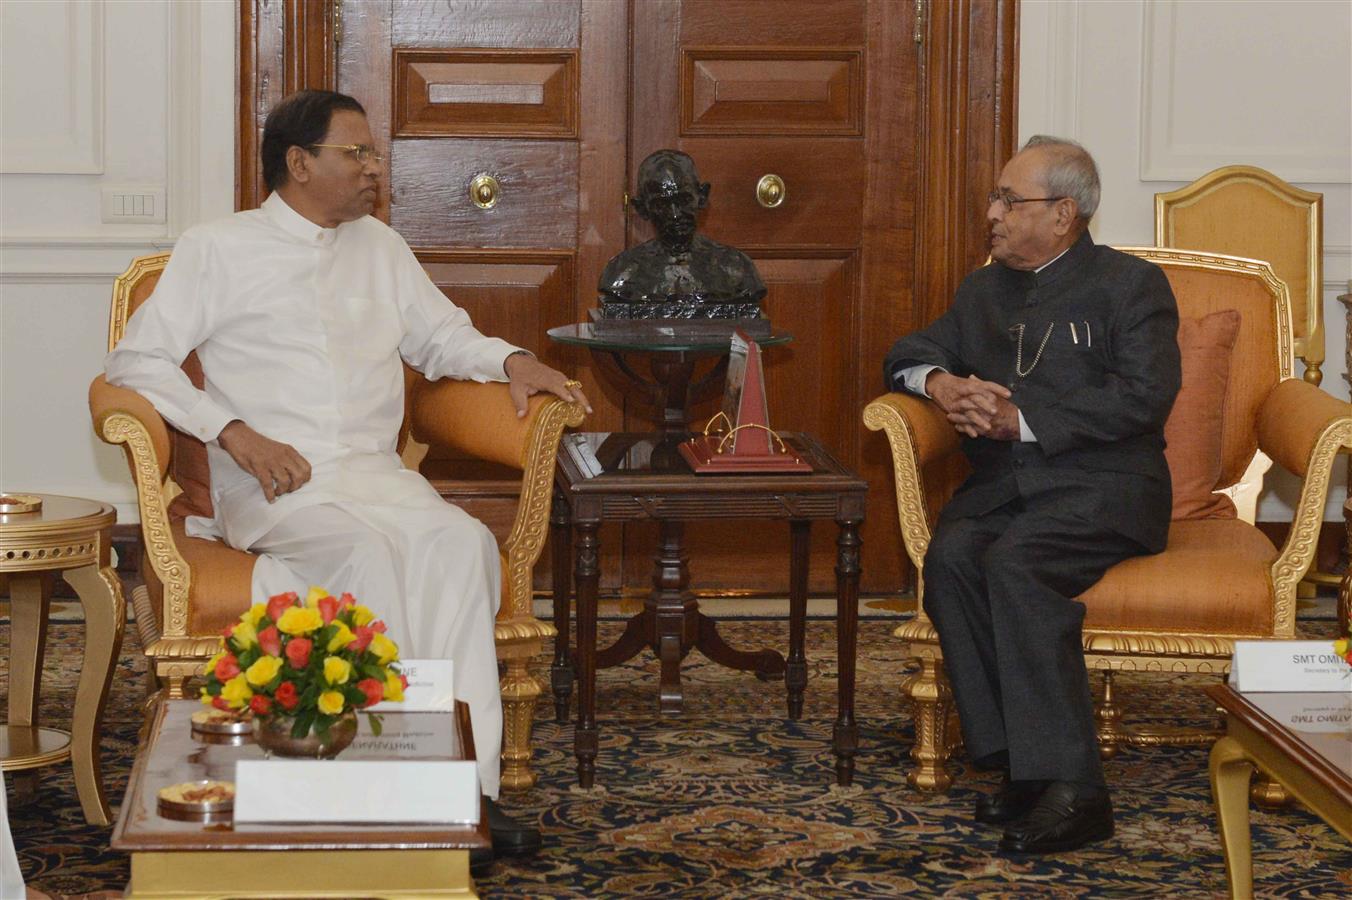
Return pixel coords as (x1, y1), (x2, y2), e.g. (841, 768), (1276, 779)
(393, 49), (579, 138)
(391, 0), (579, 48)
(682, 49), (862, 135)
(390, 139), (578, 248)
(678, 0), (867, 44)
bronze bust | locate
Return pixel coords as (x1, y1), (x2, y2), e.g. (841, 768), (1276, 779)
(598, 150), (766, 319)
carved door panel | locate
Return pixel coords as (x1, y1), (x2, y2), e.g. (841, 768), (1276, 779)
(336, 0), (630, 591)
(623, 0), (917, 594)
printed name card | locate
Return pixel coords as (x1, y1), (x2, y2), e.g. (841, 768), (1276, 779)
(234, 760), (479, 824)
(1243, 692), (1352, 734)
(369, 658), (454, 712)
(1230, 641), (1352, 693)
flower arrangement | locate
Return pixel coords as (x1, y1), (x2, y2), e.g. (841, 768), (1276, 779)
(200, 587), (406, 739)
(1336, 636), (1351, 668)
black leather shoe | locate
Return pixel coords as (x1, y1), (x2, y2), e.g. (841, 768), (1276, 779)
(484, 797), (543, 858)
(975, 777), (1047, 826)
(999, 782), (1113, 853)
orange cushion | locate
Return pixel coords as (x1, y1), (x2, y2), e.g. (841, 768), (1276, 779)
(167, 350), (216, 520)
(174, 522), (258, 635)
(1080, 519), (1277, 635)
(1164, 310), (1241, 520)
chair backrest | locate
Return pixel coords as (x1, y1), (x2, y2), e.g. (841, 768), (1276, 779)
(1118, 248), (1294, 519)
(1155, 166), (1323, 383)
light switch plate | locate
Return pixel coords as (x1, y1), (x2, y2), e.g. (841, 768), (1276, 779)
(101, 186), (165, 224)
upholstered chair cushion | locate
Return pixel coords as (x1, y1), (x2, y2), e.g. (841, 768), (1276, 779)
(139, 521), (257, 635)
(1164, 310), (1241, 520)
(1080, 518), (1277, 635)
(166, 350), (216, 521)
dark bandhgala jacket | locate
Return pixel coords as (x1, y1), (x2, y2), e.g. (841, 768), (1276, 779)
(883, 233), (1181, 552)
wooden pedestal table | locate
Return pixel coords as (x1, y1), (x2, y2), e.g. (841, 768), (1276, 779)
(1206, 684), (1351, 899)
(551, 431), (867, 789)
(0, 493), (123, 825)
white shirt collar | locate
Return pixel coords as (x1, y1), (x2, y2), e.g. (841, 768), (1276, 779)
(263, 191), (339, 246)
(1034, 245), (1071, 274)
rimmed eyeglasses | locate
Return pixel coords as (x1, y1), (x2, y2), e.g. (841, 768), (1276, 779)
(987, 189), (1065, 213)
(309, 143), (386, 165)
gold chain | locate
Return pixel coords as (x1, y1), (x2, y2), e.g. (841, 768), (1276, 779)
(1012, 323), (1055, 378)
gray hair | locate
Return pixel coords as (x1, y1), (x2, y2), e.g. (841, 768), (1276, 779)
(1021, 135), (1100, 221)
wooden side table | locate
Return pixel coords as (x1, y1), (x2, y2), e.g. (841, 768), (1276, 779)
(0, 493), (124, 825)
(1205, 684), (1351, 899)
(550, 432), (868, 789)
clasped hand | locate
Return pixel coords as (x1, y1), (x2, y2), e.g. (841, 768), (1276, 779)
(926, 371), (1020, 441)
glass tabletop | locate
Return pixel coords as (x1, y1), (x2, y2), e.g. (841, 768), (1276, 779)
(547, 322), (793, 353)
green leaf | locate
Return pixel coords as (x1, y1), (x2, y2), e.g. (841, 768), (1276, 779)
(366, 712), (384, 737)
(292, 709), (316, 738)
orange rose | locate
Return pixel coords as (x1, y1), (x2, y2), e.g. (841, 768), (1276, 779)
(258, 625), (282, 657)
(318, 594), (340, 625)
(274, 680), (299, 711)
(250, 694), (273, 715)
(356, 678), (384, 708)
(267, 591), (298, 623)
(285, 637), (312, 669)
(214, 653), (241, 681)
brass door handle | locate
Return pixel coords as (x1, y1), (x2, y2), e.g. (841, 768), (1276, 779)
(470, 174), (500, 209)
(756, 174), (786, 208)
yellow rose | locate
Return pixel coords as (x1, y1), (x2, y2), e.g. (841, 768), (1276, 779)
(382, 670), (405, 702)
(324, 656), (353, 686)
(219, 674), (254, 710)
(317, 690), (346, 715)
(351, 605), (376, 627)
(199, 686), (213, 706)
(305, 585), (330, 608)
(1335, 638), (1349, 657)
(242, 603), (267, 629)
(231, 619), (258, 649)
(204, 650), (226, 676)
(277, 606), (324, 635)
(370, 632), (399, 666)
(327, 622), (356, 654)
(245, 655), (283, 688)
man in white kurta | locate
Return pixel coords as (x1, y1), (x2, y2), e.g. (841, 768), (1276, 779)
(106, 90), (588, 859)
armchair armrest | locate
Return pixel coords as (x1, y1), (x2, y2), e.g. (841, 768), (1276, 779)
(1256, 379), (1352, 631)
(411, 379), (586, 627)
(88, 375), (191, 641)
(863, 391), (963, 570)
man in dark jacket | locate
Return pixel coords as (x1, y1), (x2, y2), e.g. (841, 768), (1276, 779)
(884, 136), (1180, 853)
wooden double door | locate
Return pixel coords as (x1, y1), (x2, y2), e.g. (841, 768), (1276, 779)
(239, 0), (1017, 597)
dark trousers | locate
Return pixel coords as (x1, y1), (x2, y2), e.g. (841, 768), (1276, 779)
(922, 481), (1145, 785)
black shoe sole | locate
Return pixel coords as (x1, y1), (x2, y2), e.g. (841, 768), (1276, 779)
(491, 832), (543, 858)
(998, 819), (1114, 854)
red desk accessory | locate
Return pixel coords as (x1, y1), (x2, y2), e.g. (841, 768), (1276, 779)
(679, 330), (811, 473)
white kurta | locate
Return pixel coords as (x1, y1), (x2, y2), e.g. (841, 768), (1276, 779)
(106, 193), (519, 796)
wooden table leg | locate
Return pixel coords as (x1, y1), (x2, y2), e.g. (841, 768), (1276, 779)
(833, 517), (862, 786)
(574, 521), (600, 789)
(652, 519), (696, 716)
(550, 490), (574, 725)
(785, 520), (810, 720)
(1210, 735), (1256, 900)
(5, 571), (52, 803)
(62, 563), (124, 826)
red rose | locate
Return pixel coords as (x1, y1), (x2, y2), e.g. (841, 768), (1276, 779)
(338, 592), (357, 609)
(249, 694), (273, 715)
(258, 625), (282, 657)
(351, 625), (375, 652)
(317, 595), (340, 625)
(275, 681), (299, 711)
(221, 623), (235, 639)
(211, 695), (231, 712)
(285, 637), (312, 669)
(356, 678), (384, 708)
(267, 591), (298, 623)
(400, 674), (409, 690)
(215, 653), (241, 681)
(370, 620), (387, 634)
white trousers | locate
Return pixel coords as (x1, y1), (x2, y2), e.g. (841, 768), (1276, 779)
(247, 500), (503, 799)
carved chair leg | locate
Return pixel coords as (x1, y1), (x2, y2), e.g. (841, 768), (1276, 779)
(1095, 669), (1124, 760)
(163, 672), (189, 700)
(906, 656), (955, 792)
(1250, 773), (1291, 808)
(499, 651), (542, 792)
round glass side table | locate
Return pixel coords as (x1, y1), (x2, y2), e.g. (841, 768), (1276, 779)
(547, 322), (792, 436)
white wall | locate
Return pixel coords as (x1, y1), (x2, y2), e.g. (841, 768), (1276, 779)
(1020, 0), (1352, 521)
(0, 0), (235, 522)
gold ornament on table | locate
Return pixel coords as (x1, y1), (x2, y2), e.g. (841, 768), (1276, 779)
(198, 586), (406, 759)
(0, 493), (42, 514)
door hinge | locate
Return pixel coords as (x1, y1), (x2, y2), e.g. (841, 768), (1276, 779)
(914, 0), (924, 45)
(333, 1), (343, 46)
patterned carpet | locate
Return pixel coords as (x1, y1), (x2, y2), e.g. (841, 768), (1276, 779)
(3, 615), (1350, 898)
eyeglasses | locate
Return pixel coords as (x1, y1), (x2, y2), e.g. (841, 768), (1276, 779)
(987, 189), (1065, 213)
(309, 143), (385, 165)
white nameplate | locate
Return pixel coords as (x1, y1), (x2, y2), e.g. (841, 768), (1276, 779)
(369, 658), (454, 713)
(234, 760), (479, 824)
(1230, 641), (1352, 693)
(1243, 692), (1352, 734)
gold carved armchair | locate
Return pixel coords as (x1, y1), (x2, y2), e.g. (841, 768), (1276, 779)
(864, 248), (1352, 792)
(89, 252), (584, 790)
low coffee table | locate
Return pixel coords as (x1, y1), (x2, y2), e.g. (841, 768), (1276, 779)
(112, 699), (490, 898)
(1206, 684), (1351, 899)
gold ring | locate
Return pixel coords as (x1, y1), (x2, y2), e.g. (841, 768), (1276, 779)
(564, 379), (582, 390)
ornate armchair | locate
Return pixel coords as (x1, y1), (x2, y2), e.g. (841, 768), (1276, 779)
(864, 248), (1352, 792)
(89, 252), (584, 790)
